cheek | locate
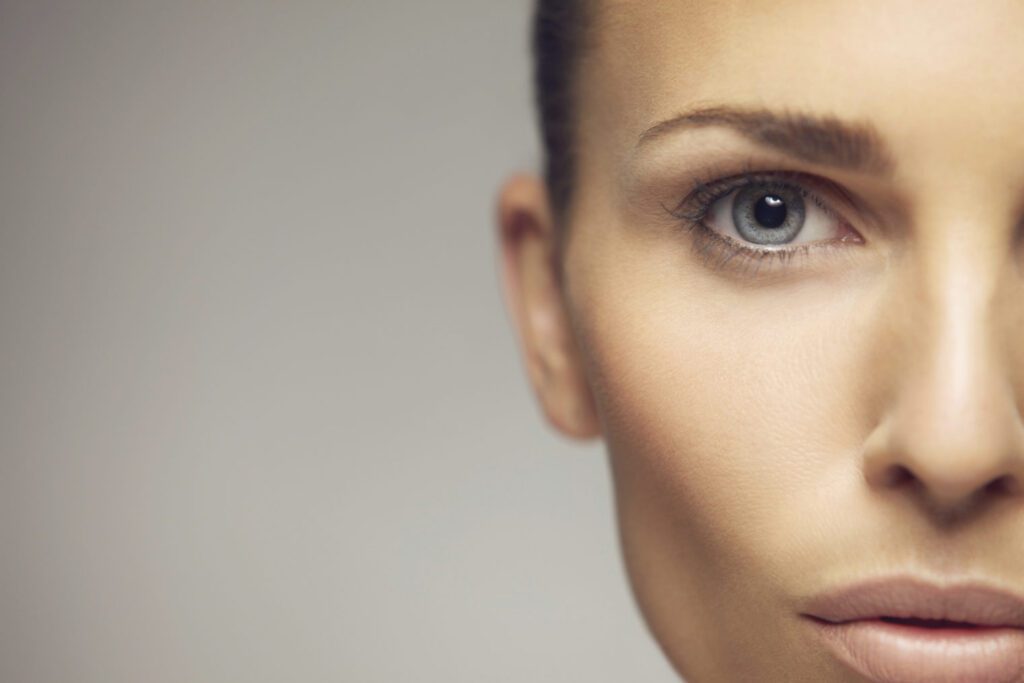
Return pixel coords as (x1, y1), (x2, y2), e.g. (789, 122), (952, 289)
(569, 232), (886, 598)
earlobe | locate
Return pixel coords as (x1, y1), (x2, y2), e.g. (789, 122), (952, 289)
(497, 174), (602, 440)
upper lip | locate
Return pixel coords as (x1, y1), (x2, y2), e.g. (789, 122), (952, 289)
(803, 576), (1024, 628)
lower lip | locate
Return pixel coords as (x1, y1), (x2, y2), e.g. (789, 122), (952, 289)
(808, 617), (1024, 683)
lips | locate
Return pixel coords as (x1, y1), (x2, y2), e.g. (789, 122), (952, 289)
(805, 578), (1024, 627)
(803, 577), (1024, 683)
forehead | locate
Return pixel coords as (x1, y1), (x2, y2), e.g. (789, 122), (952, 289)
(580, 0), (1024, 166)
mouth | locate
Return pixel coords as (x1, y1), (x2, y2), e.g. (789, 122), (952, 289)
(877, 616), (1001, 630)
(803, 577), (1024, 683)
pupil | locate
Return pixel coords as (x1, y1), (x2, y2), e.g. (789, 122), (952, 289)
(754, 195), (787, 229)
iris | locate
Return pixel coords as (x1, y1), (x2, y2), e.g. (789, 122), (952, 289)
(732, 184), (806, 246)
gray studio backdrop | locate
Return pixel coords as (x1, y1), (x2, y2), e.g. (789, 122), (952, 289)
(1, 2), (678, 682)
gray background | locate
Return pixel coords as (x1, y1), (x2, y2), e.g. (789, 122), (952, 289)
(0, 2), (678, 681)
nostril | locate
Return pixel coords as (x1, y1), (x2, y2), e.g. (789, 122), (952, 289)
(873, 465), (1020, 499)
(877, 464), (916, 488)
(984, 474), (1020, 496)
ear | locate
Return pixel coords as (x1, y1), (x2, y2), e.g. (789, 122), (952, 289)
(497, 174), (601, 440)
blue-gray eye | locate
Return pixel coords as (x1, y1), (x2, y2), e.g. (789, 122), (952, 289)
(700, 177), (850, 251)
(731, 184), (806, 246)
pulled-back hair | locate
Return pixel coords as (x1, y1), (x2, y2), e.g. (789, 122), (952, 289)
(532, 0), (588, 224)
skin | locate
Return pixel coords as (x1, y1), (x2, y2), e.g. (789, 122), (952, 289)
(499, 1), (1024, 681)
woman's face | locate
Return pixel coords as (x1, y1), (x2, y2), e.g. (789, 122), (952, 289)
(500, 1), (1024, 681)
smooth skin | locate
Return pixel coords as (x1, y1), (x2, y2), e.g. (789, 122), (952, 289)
(500, 1), (1024, 681)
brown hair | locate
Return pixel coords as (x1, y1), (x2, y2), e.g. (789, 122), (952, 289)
(532, 0), (589, 223)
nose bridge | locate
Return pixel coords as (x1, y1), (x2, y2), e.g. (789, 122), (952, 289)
(864, 225), (1024, 510)
(906, 257), (1004, 445)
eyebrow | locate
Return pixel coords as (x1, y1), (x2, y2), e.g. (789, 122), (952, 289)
(637, 105), (894, 175)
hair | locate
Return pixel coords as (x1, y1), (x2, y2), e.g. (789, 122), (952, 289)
(532, 0), (589, 225)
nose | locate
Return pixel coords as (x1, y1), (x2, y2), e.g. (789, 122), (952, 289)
(861, 245), (1024, 517)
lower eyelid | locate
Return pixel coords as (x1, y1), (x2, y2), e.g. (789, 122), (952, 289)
(686, 214), (863, 279)
(685, 222), (798, 276)
(687, 222), (856, 279)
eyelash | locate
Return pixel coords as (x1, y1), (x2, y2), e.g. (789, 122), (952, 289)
(665, 169), (856, 277)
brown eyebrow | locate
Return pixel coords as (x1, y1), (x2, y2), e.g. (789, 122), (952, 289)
(638, 105), (894, 175)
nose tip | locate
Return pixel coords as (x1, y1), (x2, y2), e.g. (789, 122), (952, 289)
(862, 379), (1024, 516)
